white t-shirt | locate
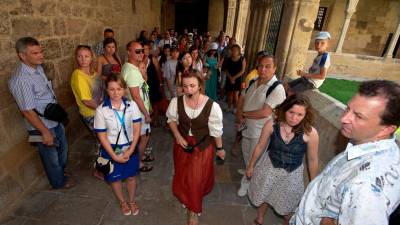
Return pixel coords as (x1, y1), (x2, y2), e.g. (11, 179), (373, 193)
(163, 59), (178, 98)
(241, 75), (286, 139)
(308, 52), (330, 88)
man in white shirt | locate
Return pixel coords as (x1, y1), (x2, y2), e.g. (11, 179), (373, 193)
(290, 80), (400, 225)
(235, 55), (286, 197)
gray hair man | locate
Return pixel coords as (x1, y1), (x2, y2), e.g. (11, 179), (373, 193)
(8, 37), (73, 189)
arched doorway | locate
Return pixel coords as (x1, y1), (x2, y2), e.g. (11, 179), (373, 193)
(174, 0), (209, 34)
(161, 0), (209, 34)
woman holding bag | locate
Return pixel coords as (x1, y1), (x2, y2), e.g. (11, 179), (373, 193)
(94, 74), (142, 216)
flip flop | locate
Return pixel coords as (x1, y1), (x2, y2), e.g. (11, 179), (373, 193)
(139, 165), (153, 172)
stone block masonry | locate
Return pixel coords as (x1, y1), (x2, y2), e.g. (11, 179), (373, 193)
(0, 0), (161, 220)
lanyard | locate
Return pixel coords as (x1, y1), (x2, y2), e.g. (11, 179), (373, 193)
(113, 109), (126, 129)
(113, 105), (129, 142)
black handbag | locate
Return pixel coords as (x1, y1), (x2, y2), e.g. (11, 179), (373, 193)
(43, 103), (68, 122)
(95, 156), (113, 175)
(34, 103), (68, 123)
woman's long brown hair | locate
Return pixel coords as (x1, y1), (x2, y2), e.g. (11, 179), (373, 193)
(274, 94), (315, 134)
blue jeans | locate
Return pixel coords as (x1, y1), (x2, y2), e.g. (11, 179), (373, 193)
(29, 124), (68, 188)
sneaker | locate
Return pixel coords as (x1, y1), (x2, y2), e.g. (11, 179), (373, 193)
(237, 169), (245, 175)
(237, 184), (248, 197)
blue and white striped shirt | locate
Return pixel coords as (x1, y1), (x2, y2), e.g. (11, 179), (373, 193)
(8, 62), (58, 130)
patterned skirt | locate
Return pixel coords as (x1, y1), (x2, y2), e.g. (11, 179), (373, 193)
(248, 153), (304, 215)
(172, 136), (215, 213)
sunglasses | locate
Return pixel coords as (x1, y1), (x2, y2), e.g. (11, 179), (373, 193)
(134, 48), (145, 54)
(77, 45), (91, 50)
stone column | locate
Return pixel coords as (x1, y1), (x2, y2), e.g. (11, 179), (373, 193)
(384, 20), (400, 58)
(244, 0), (273, 70)
(335, 0), (359, 53)
(275, 0), (320, 80)
(208, 0), (225, 37)
(233, 0), (250, 46)
(225, 0), (237, 37)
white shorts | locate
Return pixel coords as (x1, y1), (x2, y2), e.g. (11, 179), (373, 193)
(140, 122), (151, 136)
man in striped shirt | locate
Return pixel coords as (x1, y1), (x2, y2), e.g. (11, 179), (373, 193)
(8, 37), (74, 189)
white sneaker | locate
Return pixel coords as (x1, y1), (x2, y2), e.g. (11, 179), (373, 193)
(237, 169), (245, 175)
(237, 185), (248, 197)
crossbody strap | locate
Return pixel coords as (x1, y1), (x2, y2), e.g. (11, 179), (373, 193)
(113, 105), (128, 150)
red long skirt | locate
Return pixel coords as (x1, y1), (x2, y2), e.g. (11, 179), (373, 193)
(172, 136), (215, 213)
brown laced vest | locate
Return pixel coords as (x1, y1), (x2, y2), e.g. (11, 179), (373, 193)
(177, 96), (213, 150)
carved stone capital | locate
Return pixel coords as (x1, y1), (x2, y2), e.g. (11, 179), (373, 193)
(345, 0), (359, 14)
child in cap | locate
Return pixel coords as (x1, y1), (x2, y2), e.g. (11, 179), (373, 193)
(288, 31), (331, 94)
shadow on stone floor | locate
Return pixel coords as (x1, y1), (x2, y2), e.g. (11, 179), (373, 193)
(0, 111), (283, 225)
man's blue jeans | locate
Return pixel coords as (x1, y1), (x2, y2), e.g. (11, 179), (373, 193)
(29, 124), (68, 188)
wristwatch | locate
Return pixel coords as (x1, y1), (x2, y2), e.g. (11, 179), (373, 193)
(216, 146), (224, 151)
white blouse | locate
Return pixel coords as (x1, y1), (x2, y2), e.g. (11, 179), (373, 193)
(166, 96), (223, 137)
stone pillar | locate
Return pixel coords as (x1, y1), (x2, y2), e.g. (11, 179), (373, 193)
(384, 20), (400, 58)
(233, 0), (250, 46)
(275, 0), (320, 80)
(208, 0), (225, 37)
(161, 0), (175, 32)
(335, 0), (359, 53)
(225, 0), (237, 37)
(244, 0), (273, 70)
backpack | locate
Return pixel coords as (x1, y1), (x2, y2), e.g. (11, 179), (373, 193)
(245, 78), (282, 98)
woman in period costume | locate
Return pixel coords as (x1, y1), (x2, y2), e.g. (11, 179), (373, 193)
(166, 70), (226, 225)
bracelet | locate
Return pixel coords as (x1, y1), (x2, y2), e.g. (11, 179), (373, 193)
(216, 146), (224, 151)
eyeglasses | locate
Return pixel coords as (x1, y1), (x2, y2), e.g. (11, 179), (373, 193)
(134, 49), (145, 54)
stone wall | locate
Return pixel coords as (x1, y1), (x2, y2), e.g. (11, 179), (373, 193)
(309, 0), (400, 57)
(305, 50), (400, 81)
(0, 0), (160, 219)
(302, 90), (348, 170)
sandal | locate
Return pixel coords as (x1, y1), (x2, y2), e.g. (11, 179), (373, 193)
(187, 210), (199, 225)
(253, 219), (263, 225)
(120, 201), (131, 216)
(129, 201), (139, 216)
(141, 155), (155, 162)
(139, 165), (153, 172)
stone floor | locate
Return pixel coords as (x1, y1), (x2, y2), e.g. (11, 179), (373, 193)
(0, 111), (283, 225)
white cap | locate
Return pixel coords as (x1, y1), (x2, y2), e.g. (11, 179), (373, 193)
(208, 42), (218, 52)
(315, 31), (331, 40)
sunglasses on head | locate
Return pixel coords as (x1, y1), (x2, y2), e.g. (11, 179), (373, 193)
(134, 48), (145, 54)
(77, 44), (91, 50)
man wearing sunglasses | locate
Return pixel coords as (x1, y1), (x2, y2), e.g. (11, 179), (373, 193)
(122, 41), (153, 172)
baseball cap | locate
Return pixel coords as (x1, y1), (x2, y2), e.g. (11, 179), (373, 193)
(315, 31), (331, 40)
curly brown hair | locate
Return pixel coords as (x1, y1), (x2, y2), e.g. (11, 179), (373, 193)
(274, 94), (315, 134)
